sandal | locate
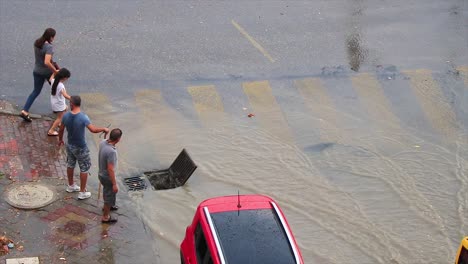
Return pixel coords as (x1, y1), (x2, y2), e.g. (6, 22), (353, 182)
(101, 216), (118, 224)
(20, 112), (32, 122)
(47, 131), (59, 136)
(102, 205), (119, 211)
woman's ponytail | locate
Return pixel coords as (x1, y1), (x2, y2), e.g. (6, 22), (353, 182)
(34, 28), (56, 49)
(51, 68), (71, 96)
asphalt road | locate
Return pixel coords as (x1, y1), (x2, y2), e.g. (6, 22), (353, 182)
(0, 0), (466, 113)
(1, 1), (468, 263)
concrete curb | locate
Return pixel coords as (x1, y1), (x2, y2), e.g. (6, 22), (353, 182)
(0, 99), (52, 120)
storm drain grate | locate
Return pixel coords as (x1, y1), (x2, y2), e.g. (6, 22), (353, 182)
(144, 149), (197, 190)
(124, 176), (147, 191)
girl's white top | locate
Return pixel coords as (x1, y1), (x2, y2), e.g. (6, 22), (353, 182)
(50, 79), (67, 112)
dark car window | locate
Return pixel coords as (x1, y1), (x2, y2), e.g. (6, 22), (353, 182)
(458, 246), (468, 264)
(195, 223), (213, 264)
(210, 209), (296, 264)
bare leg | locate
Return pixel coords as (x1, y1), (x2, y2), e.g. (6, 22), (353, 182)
(102, 204), (111, 221)
(49, 111), (64, 134)
(79, 172), (88, 192)
(67, 167), (74, 186)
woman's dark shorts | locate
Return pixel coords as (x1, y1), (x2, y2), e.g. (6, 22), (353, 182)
(99, 176), (116, 206)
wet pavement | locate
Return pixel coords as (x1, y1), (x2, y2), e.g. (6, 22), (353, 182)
(0, 100), (159, 263)
(1, 1), (468, 263)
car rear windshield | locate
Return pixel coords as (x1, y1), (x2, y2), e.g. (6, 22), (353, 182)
(210, 208), (296, 264)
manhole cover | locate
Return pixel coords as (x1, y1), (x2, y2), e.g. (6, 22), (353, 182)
(4, 183), (57, 209)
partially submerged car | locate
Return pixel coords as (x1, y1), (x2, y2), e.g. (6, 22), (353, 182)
(455, 237), (468, 264)
(180, 194), (304, 264)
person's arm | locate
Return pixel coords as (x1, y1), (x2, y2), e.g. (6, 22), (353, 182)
(44, 54), (59, 75)
(58, 122), (65, 146)
(61, 88), (71, 100)
(107, 162), (118, 193)
(87, 124), (109, 137)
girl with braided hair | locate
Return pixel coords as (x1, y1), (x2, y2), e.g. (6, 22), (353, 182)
(48, 68), (71, 136)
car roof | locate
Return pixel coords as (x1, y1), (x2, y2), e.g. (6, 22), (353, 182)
(201, 195), (298, 264)
(198, 194), (274, 214)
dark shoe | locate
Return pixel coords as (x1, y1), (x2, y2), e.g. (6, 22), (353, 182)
(102, 205), (119, 211)
(101, 216), (118, 224)
(20, 112), (32, 122)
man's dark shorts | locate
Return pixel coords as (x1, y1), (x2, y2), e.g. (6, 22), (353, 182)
(66, 144), (91, 173)
(99, 176), (116, 206)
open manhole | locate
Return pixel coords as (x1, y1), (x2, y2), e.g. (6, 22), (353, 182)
(4, 183), (57, 209)
(136, 149), (197, 191)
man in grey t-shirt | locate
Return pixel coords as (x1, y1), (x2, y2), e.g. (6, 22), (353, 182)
(98, 128), (122, 223)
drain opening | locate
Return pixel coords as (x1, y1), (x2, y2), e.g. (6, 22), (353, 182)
(124, 176), (147, 191)
(144, 149), (197, 190)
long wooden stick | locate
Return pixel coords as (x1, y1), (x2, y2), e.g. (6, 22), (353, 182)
(97, 182), (102, 206)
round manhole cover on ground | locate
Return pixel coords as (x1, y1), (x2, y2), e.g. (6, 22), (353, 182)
(4, 182), (57, 209)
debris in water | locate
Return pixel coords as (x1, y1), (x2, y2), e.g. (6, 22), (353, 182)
(0, 236), (13, 255)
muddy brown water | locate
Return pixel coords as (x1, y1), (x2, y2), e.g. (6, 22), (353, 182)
(82, 71), (467, 264)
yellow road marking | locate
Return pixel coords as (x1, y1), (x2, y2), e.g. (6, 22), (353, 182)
(187, 85), (226, 125)
(243, 80), (293, 142)
(80, 92), (113, 117)
(458, 66), (468, 87)
(231, 20), (275, 63)
(79, 93), (115, 146)
(403, 69), (459, 138)
(135, 89), (193, 160)
(351, 73), (402, 131)
(295, 78), (347, 144)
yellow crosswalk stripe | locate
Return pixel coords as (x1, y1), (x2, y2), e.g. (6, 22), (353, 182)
(79, 93), (114, 145)
(295, 78), (346, 144)
(403, 69), (459, 138)
(458, 66), (468, 87)
(80, 92), (113, 118)
(135, 89), (192, 161)
(243, 80), (293, 142)
(187, 85), (226, 125)
(351, 73), (402, 132)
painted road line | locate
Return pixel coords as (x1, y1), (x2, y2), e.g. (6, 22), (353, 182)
(351, 73), (402, 132)
(295, 78), (347, 144)
(403, 69), (459, 138)
(79, 93), (115, 145)
(231, 20), (275, 63)
(135, 89), (187, 157)
(458, 66), (468, 87)
(80, 92), (113, 117)
(243, 80), (293, 142)
(187, 85), (226, 125)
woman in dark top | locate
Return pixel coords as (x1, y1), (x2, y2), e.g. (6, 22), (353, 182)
(20, 28), (59, 122)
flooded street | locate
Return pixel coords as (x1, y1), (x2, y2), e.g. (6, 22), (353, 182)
(79, 67), (468, 263)
(1, 0), (467, 263)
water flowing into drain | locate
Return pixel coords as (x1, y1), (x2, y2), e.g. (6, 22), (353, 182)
(125, 149), (197, 191)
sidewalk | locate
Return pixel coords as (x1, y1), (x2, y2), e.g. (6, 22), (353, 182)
(0, 100), (159, 264)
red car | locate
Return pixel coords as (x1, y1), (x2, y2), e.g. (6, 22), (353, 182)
(180, 194), (304, 264)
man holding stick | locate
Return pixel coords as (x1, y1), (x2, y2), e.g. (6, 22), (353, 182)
(59, 95), (109, 200)
(98, 128), (122, 223)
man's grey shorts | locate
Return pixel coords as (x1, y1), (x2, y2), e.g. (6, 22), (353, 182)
(99, 176), (116, 206)
(66, 144), (91, 173)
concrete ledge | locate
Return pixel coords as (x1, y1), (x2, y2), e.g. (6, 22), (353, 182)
(0, 99), (43, 119)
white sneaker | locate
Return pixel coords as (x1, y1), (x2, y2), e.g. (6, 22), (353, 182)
(77, 191), (91, 200)
(66, 184), (80, 193)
